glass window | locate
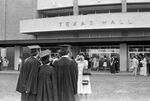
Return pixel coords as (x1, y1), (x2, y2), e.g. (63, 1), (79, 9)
(129, 46), (143, 52)
(144, 46), (150, 52)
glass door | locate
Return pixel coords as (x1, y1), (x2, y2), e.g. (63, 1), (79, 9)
(80, 46), (120, 71)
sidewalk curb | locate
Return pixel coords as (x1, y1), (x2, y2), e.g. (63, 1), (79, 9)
(0, 70), (19, 74)
(0, 70), (134, 76)
(90, 71), (134, 76)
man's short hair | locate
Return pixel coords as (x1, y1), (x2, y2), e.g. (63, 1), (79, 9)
(30, 49), (38, 56)
(58, 48), (69, 56)
(40, 55), (50, 65)
(58, 45), (71, 56)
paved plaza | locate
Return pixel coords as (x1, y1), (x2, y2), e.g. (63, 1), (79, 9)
(0, 71), (150, 101)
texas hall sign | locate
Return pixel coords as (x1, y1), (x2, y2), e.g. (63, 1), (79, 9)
(20, 13), (150, 33)
(58, 14), (134, 30)
(59, 18), (133, 28)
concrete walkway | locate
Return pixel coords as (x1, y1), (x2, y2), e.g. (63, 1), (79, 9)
(0, 70), (150, 101)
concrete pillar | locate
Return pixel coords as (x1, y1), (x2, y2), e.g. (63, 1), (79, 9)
(72, 46), (79, 59)
(0, 0), (6, 40)
(1, 48), (6, 58)
(32, 0), (39, 18)
(120, 43), (128, 71)
(73, 0), (79, 15)
(122, 0), (127, 13)
(14, 46), (23, 70)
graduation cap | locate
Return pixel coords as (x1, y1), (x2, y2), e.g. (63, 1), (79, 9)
(59, 44), (72, 51)
(27, 45), (40, 49)
(40, 49), (51, 58)
(58, 44), (72, 56)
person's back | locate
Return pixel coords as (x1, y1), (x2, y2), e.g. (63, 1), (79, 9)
(132, 56), (139, 76)
(0, 57), (2, 70)
(37, 64), (58, 101)
(54, 56), (78, 101)
(132, 57), (139, 68)
(16, 45), (41, 101)
(3, 57), (9, 70)
(24, 56), (40, 93)
(16, 56), (41, 93)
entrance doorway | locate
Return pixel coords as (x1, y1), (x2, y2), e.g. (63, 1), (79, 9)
(128, 45), (150, 71)
(80, 46), (120, 71)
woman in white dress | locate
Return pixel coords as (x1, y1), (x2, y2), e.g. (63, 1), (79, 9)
(92, 57), (99, 71)
(140, 56), (147, 76)
(75, 54), (86, 94)
(75, 53), (92, 100)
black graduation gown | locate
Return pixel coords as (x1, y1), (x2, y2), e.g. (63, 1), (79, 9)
(16, 56), (41, 101)
(110, 57), (116, 73)
(115, 58), (119, 72)
(53, 57), (78, 101)
(37, 64), (58, 101)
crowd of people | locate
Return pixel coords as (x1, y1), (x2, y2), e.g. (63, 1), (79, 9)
(84, 54), (120, 74)
(16, 45), (91, 101)
(0, 56), (9, 71)
(14, 45), (150, 101)
(130, 54), (150, 76)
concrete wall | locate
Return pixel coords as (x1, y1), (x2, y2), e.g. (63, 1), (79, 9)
(7, 47), (14, 70)
(120, 43), (128, 71)
(0, 0), (38, 70)
(3, 0), (37, 40)
(0, 0), (6, 40)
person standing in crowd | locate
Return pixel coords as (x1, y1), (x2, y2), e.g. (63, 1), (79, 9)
(115, 56), (119, 73)
(110, 55), (116, 74)
(84, 54), (90, 69)
(147, 56), (150, 75)
(81, 55), (92, 100)
(37, 49), (58, 101)
(18, 56), (23, 71)
(103, 55), (107, 71)
(0, 56), (3, 71)
(3, 57), (9, 70)
(92, 56), (99, 71)
(132, 55), (139, 76)
(53, 45), (78, 101)
(140, 55), (147, 76)
(16, 45), (41, 101)
(75, 53), (87, 98)
(52, 54), (60, 65)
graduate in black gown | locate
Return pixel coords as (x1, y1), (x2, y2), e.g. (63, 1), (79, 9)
(16, 45), (41, 101)
(110, 55), (116, 74)
(53, 45), (78, 101)
(37, 49), (58, 101)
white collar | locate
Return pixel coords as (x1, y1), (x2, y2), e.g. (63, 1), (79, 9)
(61, 55), (69, 57)
(41, 62), (50, 66)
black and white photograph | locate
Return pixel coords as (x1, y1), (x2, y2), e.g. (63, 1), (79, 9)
(1, 0), (150, 101)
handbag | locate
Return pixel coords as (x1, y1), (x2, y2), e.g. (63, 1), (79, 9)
(82, 69), (91, 85)
(139, 62), (143, 67)
(82, 80), (89, 85)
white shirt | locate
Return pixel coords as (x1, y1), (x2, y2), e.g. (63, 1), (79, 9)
(132, 58), (139, 68)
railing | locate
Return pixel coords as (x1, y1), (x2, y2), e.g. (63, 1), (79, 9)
(37, 0), (150, 10)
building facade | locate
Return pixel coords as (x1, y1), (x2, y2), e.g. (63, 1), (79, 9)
(0, 0), (150, 71)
